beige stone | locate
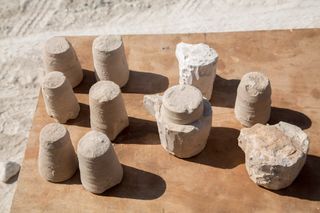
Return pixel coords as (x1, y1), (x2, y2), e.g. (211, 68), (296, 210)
(176, 42), (218, 100)
(89, 81), (129, 141)
(234, 72), (271, 127)
(43, 36), (83, 87)
(77, 130), (123, 194)
(92, 35), (129, 87)
(144, 85), (212, 158)
(238, 122), (309, 190)
(38, 123), (78, 182)
(42, 71), (80, 123)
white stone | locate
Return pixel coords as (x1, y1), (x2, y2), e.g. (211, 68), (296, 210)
(176, 42), (218, 100)
(238, 122), (309, 190)
(0, 161), (20, 183)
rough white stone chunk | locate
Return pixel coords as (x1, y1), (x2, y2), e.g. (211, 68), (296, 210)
(0, 161), (20, 183)
(176, 42), (218, 100)
(238, 122), (309, 190)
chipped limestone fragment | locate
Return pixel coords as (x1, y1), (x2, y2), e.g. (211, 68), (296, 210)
(238, 122), (309, 190)
(89, 81), (129, 141)
(144, 85), (212, 158)
(235, 72), (271, 127)
(38, 123), (78, 182)
(176, 42), (218, 100)
(0, 161), (20, 182)
(42, 71), (80, 123)
(77, 130), (123, 194)
(92, 35), (129, 87)
(43, 36), (83, 87)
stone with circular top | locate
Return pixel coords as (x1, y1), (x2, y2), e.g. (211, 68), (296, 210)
(43, 36), (83, 87)
(89, 80), (120, 103)
(38, 123), (78, 182)
(162, 85), (204, 125)
(77, 130), (123, 194)
(42, 71), (80, 123)
(92, 35), (129, 87)
(89, 80), (129, 140)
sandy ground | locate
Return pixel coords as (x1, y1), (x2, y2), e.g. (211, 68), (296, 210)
(0, 0), (320, 212)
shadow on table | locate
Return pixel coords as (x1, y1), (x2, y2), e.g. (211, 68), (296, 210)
(122, 70), (169, 94)
(58, 170), (81, 185)
(186, 127), (244, 169)
(269, 107), (312, 130)
(74, 69), (96, 94)
(114, 117), (160, 145)
(102, 165), (166, 200)
(74, 69), (169, 95)
(66, 103), (90, 128)
(210, 75), (240, 108)
(58, 165), (166, 200)
(271, 155), (320, 201)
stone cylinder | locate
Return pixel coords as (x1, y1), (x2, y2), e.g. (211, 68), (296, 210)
(77, 130), (123, 194)
(42, 71), (80, 123)
(234, 72), (272, 127)
(92, 35), (129, 87)
(89, 81), (129, 141)
(176, 42), (218, 100)
(38, 123), (78, 182)
(43, 36), (83, 88)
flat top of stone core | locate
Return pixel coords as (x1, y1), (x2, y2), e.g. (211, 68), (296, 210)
(78, 131), (111, 158)
(89, 81), (120, 102)
(93, 35), (122, 52)
(239, 122), (309, 166)
(176, 42), (218, 66)
(40, 123), (67, 144)
(45, 37), (70, 54)
(42, 71), (66, 89)
(163, 85), (203, 114)
(240, 72), (270, 96)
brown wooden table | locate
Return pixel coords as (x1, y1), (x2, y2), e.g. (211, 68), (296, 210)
(11, 29), (320, 212)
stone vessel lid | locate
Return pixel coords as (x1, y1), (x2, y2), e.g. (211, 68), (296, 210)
(78, 131), (111, 159)
(93, 35), (122, 53)
(162, 85), (204, 124)
(89, 80), (120, 103)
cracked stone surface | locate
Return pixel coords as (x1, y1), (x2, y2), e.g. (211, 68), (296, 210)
(238, 122), (309, 190)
